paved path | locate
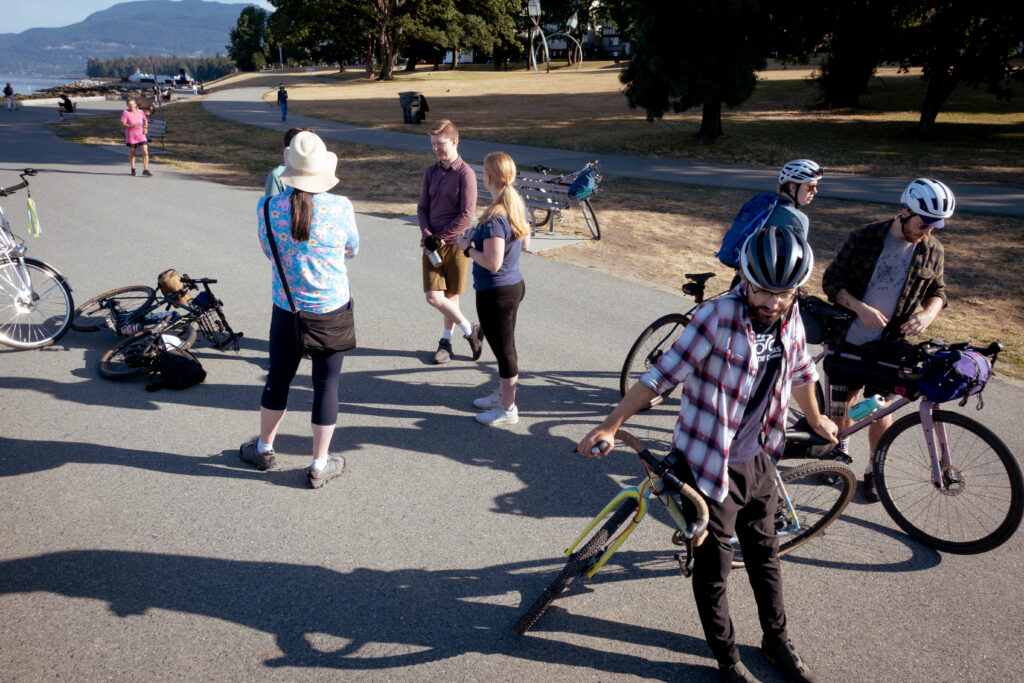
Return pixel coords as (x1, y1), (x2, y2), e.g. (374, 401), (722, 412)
(1, 98), (1023, 681)
(201, 87), (1024, 217)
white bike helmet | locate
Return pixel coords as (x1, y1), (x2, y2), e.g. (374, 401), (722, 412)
(740, 224), (814, 291)
(901, 178), (955, 222)
(779, 159), (823, 185)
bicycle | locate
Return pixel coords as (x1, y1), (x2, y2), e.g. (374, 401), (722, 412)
(528, 160), (602, 240)
(513, 430), (856, 635)
(72, 275), (242, 379)
(796, 294), (1023, 554)
(0, 168), (75, 349)
(619, 271), (719, 408)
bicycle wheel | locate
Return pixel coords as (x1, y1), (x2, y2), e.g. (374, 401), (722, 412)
(72, 285), (155, 332)
(619, 313), (690, 409)
(874, 410), (1024, 554)
(0, 259), (74, 349)
(98, 329), (162, 379)
(731, 461), (856, 568)
(528, 206), (552, 231)
(514, 499), (638, 636)
(580, 199), (600, 240)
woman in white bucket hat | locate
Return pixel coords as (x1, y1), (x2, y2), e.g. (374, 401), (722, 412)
(241, 131), (360, 489)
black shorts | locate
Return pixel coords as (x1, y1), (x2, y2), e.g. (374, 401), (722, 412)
(127, 141), (147, 149)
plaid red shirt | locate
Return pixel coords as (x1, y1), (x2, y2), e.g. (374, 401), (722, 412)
(640, 288), (818, 502)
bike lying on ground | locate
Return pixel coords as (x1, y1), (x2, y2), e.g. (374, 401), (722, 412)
(0, 168), (75, 349)
(513, 430), (856, 635)
(72, 274), (241, 379)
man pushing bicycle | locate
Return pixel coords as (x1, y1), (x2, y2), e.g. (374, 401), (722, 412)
(580, 224), (837, 683)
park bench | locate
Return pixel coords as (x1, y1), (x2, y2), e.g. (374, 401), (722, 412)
(147, 119), (167, 148)
(467, 161), (602, 239)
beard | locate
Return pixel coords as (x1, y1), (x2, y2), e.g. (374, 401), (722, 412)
(749, 298), (794, 326)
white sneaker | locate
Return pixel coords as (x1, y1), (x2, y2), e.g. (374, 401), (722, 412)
(473, 390), (501, 409)
(475, 404), (519, 426)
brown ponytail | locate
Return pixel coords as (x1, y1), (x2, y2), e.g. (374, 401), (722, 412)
(290, 189), (313, 241)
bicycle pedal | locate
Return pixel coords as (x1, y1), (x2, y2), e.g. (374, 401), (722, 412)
(830, 449), (853, 465)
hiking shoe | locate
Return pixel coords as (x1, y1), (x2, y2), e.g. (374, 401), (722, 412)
(761, 638), (817, 683)
(863, 473), (880, 502)
(476, 404), (519, 426)
(142, 169), (152, 177)
(308, 455), (346, 489)
(473, 390), (501, 409)
(239, 438), (275, 471)
(433, 338), (453, 364)
(465, 323), (484, 360)
(130, 168), (136, 176)
(720, 660), (761, 683)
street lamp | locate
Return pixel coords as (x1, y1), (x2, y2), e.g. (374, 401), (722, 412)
(567, 12), (578, 31)
(527, 0), (549, 73)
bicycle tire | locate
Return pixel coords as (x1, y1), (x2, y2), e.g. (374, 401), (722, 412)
(98, 329), (158, 379)
(514, 499), (638, 636)
(580, 199), (600, 240)
(874, 410), (1024, 554)
(731, 461), (856, 568)
(72, 285), (156, 332)
(0, 259), (74, 349)
(528, 206), (552, 231)
(619, 313), (690, 410)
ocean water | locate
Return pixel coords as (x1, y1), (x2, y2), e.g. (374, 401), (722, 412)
(0, 75), (85, 96)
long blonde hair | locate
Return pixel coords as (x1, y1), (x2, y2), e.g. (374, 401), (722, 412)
(478, 152), (528, 241)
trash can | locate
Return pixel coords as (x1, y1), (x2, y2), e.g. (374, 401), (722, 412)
(398, 91), (429, 124)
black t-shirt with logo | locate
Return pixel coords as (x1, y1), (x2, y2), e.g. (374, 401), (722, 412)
(730, 319), (782, 465)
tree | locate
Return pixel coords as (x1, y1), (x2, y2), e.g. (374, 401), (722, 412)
(227, 7), (270, 72)
(901, 4), (1024, 135)
(620, 0), (771, 141)
(404, 0), (518, 70)
(268, 0), (371, 72)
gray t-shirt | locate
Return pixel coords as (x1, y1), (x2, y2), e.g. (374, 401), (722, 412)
(767, 202), (809, 239)
(845, 231), (915, 346)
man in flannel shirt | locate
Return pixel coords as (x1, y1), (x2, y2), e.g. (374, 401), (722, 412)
(581, 226), (837, 683)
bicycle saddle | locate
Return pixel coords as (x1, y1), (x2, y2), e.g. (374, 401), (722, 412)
(684, 272), (716, 285)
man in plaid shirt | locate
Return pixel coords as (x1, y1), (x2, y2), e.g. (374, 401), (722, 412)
(581, 226), (837, 683)
(822, 178), (954, 502)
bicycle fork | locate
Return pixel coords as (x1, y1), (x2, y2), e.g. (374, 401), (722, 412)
(565, 487), (647, 579)
(915, 401), (957, 491)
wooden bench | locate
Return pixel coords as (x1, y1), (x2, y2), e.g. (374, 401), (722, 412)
(147, 119), (167, 148)
(467, 162), (601, 239)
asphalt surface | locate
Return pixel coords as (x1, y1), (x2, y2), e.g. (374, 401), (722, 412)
(1, 97), (1023, 681)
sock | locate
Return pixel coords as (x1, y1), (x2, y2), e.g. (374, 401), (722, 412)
(836, 438), (849, 454)
(441, 328), (453, 341)
(458, 320), (473, 337)
(257, 438), (273, 454)
(311, 458), (328, 472)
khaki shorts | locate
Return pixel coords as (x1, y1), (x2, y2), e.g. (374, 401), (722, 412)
(422, 243), (469, 294)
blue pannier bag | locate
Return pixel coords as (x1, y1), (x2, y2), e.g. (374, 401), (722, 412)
(916, 350), (992, 407)
(568, 167), (599, 201)
(716, 192), (779, 268)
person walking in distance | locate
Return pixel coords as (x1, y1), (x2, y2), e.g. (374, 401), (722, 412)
(3, 83), (14, 111)
(822, 178), (954, 501)
(120, 98), (151, 176)
(456, 152), (530, 426)
(417, 119), (483, 364)
(240, 132), (359, 489)
(277, 84), (288, 122)
(580, 225), (837, 683)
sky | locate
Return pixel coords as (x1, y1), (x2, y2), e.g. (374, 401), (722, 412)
(3, 0), (275, 35)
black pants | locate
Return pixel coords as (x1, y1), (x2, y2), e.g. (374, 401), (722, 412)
(261, 305), (345, 426)
(475, 280), (525, 379)
(679, 451), (788, 666)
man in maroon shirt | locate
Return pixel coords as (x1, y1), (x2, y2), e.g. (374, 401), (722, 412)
(417, 119), (483, 364)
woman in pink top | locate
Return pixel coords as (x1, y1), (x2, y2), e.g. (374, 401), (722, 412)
(120, 98), (151, 176)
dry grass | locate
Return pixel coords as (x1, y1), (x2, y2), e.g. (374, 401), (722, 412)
(269, 63), (1024, 187)
(52, 75), (1024, 379)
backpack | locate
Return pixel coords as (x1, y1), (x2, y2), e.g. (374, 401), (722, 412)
(146, 342), (207, 392)
(916, 350), (992, 407)
(715, 193), (780, 268)
(157, 268), (191, 305)
(568, 167), (600, 201)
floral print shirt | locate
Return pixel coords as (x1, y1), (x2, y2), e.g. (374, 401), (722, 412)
(258, 189), (359, 313)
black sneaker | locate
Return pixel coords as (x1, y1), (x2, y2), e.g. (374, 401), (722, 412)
(239, 438), (275, 471)
(720, 660), (760, 682)
(465, 323), (484, 360)
(130, 168), (136, 176)
(761, 638), (817, 683)
(433, 338), (453, 364)
(142, 169), (152, 177)
(863, 473), (880, 502)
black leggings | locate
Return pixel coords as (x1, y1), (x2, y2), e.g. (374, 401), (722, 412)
(475, 280), (525, 378)
(261, 305), (345, 426)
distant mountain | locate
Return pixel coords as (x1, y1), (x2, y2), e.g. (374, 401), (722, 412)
(0, 0), (261, 77)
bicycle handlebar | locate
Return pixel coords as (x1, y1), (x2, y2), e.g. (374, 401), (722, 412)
(591, 430), (709, 546)
(180, 275), (217, 285)
(0, 169), (38, 197)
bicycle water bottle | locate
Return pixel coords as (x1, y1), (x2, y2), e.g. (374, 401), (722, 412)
(849, 394), (886, 421)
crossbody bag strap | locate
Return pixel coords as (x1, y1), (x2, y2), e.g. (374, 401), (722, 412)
(263, 197), (297, 313)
